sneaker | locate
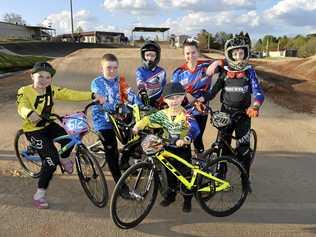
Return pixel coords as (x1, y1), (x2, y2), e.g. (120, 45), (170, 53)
(33, 196), (49, 209)
(120, 161), (130, 172)
(182, 200), (192, 213)
(119, 184), (132, 200)
(160, 197), (176, 207)
(60, 158), (74, 174)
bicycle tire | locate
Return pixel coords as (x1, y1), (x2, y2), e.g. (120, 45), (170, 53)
(249, 129), (257, 165)
(14, 129), (42, 178)
(110, 162), (159, 229)
(195, 156), (248, 217)
(83, 131), (107, 168)
(76, 145), (108, 207)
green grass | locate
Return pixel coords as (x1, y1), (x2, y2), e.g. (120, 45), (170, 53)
(0, 52), (51, 73)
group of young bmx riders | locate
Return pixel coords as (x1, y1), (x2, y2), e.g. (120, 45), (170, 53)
(16, 33), (264, 212)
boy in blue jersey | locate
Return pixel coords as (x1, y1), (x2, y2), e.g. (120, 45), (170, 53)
(172, 39), (222, 156)
(91, 54), (142, 196)
(205, 33), (264, 174)
(136, 41), (167, 109)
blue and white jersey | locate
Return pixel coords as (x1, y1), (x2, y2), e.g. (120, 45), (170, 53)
(91, 75), (142, 131)
(136, 66), (166, 101)
(172, 60), (214, 115)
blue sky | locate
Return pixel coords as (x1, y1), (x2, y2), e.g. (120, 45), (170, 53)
(1, 0), (316, 40)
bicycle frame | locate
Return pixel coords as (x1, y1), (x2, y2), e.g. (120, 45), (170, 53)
(154, 149), (231, 193)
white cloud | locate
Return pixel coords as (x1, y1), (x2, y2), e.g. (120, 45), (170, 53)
(42, 10), (129, 35)
(42, 10), (96, 34)
(155, 0), (256, 11)
(160, 10), (264, 36)
(265, 0), (316, 26)
(103, 0), (158, 15)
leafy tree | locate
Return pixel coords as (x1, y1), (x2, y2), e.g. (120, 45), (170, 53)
(2, 12), (26, 25)
(214, 31), (233, 49)
(75, 26), (83, 33)
(298, 38), (316, 57)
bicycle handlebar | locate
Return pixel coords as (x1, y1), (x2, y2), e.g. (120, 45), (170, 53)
(191, 101), (246, 120)
(37, 101), (98, 126)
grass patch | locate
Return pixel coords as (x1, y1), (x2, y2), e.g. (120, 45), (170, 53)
(0, 52), (51, 73)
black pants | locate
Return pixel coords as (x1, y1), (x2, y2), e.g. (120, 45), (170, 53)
(219, 105), (251, 173)
(99, 129), (121, 183)
(164, 145), (193, 202)
(25, 122), (72, 189)
(193, 114), (208, 153)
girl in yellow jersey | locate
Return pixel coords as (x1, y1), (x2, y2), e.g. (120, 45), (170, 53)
(17, 62), (103, 209)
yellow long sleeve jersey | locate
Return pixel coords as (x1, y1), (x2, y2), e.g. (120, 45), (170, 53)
(17, 85), (94, 132)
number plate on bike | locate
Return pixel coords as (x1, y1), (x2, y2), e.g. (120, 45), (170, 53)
(62, 112), (89, 135)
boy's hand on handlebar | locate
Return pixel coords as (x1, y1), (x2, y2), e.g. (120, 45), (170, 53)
(246, 107), (259, 118)
(193, 100), (207, 113)
(176, 136), (191, 147)
(132, 126), (139, 135)
(176, 139), (186, 147)
(94, 94), (105, 104)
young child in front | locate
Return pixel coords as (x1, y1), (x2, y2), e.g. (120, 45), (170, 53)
(17, 62), (103, 209)
(133, 82), (200, 212)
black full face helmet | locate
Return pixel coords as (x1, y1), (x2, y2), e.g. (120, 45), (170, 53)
(140, 41), (161, 70)
(110, 103), (135, 144)
(224, 33), (251, 70)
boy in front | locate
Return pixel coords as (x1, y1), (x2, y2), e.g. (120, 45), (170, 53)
(133, 82), (200, 212)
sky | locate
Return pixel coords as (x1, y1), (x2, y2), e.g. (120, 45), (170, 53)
(1, 0), (316, 40)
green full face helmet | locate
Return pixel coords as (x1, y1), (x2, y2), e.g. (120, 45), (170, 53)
(224, 33), (251, 71)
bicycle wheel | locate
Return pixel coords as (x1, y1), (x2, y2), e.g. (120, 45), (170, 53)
(14, 129), (42, 178)
(195, 156), (248, 217)
(249, 129), (257, 165)
(82, 131), (106, 168)
(110, 162), (159, 229)
(76, 146), (108, 207)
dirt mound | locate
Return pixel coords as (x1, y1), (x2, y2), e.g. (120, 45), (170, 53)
(252, 56), (316, 113)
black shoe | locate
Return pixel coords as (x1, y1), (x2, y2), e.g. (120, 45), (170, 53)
(119, 184), (132, 200)
(160, 197), (176, 207)
(120, 161), (131, 172)
(182, 200), (192, 213)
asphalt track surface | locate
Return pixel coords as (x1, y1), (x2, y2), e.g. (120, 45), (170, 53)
(0, 48), (316, 237)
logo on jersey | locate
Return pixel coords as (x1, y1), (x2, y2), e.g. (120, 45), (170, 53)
(30, 137), (43, 149)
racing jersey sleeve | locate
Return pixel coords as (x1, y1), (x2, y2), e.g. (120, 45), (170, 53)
(136, 68), (146, 91)
(53, 85), (93, 101)
(205, 70), (225, 101)
(17, 87), (33, 119)
(248, 67), (265, 107)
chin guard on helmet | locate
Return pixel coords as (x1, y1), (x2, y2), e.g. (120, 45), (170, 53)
(224, 33), (251, 71)
(140, 41), (161, 70)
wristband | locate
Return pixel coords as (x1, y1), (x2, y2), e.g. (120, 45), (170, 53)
(184, 136), (192, 144)
(91, 92), (96, 100)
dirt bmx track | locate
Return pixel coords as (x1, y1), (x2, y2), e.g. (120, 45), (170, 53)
(0, 47), (316, 237)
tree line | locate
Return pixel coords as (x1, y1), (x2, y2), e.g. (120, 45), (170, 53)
(196, 29), (316, 58)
